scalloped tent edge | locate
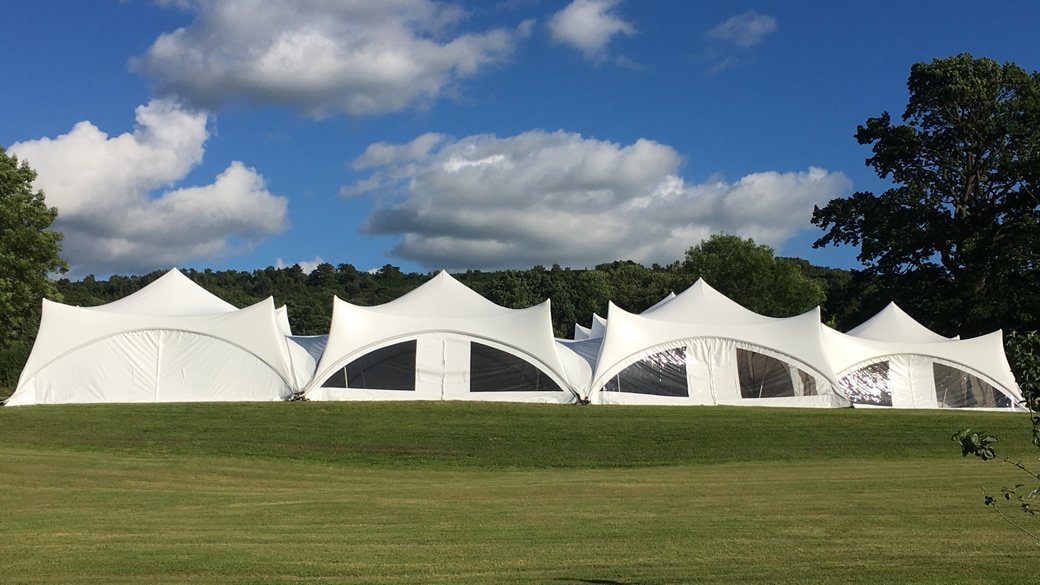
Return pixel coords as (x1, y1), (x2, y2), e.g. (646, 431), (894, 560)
(585, 279), (847, 408)
(823, 325), (1023, 410)
(5, 269), (297, 406)
(303, 271), (586, 403)
(846, 302), (958, 343)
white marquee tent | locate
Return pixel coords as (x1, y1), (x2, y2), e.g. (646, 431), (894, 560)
(824, 303), (1023, 410)
(573, 313), (608, 341)
(304, 271), (586, 403)
(5, 269), (296, 406)
(587, 280), (846, 407)
(572, 293), (675, 341)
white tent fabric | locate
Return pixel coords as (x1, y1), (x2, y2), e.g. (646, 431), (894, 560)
(640, 291), (677, 314)
(587, 280), (845, 407)
(847, 302), (957, 342)
(825, 303), (1022, 410)
(572, 313), (607, 341)
(286, 335), (328, 393)
(573, 293), (675, 341)
(6, 269), (296, 406)
(304, 271), (581, 403)
(573, 323), (593, 341)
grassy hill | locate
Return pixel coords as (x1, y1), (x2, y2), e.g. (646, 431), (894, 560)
(1, 402), (1037, 584)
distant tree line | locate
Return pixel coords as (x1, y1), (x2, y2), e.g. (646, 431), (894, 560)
(49, 234), (870, 337)
(2, 228), (1037, 389)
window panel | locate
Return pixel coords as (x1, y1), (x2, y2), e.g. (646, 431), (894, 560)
(838, 362), (892, 407)
(603, 347), (688, 397)
(933, 363), (1014, 408)
(321, 340), (416, 391)
(469, 343), (563, 392)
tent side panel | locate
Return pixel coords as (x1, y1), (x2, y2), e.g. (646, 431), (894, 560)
(907, 355), (939, 408)
(442, 335), (470, 398)
(156, 330), (291, 402)
(415, 334), (445, 398)
(11, 331), (161, 405)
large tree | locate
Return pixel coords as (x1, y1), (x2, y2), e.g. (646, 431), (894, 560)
(0, 147), (67, 347)
(812, 54), (1040, 336)
(677, 234), (824, 317)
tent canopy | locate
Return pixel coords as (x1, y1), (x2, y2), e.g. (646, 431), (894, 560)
(825, 304), (1021, 410)
(6, 269), (295, 406)
(846, 302), (956, 343)
(305, 271), (581, 402)
(588, 280), (844, 407)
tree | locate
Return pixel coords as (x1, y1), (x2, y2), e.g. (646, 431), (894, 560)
(0, 147), (67, 348)
(677, 234), (824, 316)
(812, 54), (1040, 337)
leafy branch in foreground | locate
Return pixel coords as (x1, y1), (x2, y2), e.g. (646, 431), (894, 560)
(954, 429), (1040, 544)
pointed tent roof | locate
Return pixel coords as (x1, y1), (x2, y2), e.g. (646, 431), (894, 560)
(642, 291), (676, 314)
(589, 300), (836, 399)
(637, 279), (776, 325)
(822, 324), (1021, 405)
(90, 268), (237, 317)
(7, 293), (297, 405)
(587, 278), (838, 400)
(576, 292), (675, 340)
(572, 313), (607, 341)
(846, 302), (954, 343)
(573, 323), (592, 341)
(589, 313), (607, 338)
(366, 270), (510, 318)
(305, 271), (577, 396)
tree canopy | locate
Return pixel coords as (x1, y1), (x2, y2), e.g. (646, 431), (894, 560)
(812, 54), (1040, 337)
(678, 234), (825, 317)
(0, 147), (67, 347)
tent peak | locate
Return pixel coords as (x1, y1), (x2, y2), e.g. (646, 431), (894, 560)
(846, 302), (954, 343)
(87, 268), (238, 317)
(642, 278), (775, 325)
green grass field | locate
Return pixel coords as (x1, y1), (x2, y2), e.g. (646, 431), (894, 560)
(1, 402), (1037, 584)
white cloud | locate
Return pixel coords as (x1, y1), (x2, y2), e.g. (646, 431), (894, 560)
(547, 0), (636, 62)
(352, 133), (447, 170)
(133, 0), (532, 117)
(8, 100), (288, 276)
(708, 11), (777, 48)
(276, 256), (325, 274)
(345, 130), (851, 270)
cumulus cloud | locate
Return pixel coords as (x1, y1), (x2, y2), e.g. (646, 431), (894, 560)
(276, 256), (325, 274)
(133, 0), (533, 117)
(708, 11), (777, 48)
(8, 100), (288, 276)
(344, 130), (851, 270)
(547, 0), (636, 62)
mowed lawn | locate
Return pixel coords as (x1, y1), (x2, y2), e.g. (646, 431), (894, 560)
(0, 402), (1037, 584)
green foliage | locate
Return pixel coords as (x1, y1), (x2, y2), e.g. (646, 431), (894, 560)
(0, 342), (30, 391)
(954, 426), (1040, 543)
(0, 147), (68, 349)
(953, 428), (998, 461)
(679, 234), (825, 316)
(1005, 331), (1040, 452)
(954, 338), (1040, 544)
(1006, 331), (1040, 408)
(813, 54), (1040, 337)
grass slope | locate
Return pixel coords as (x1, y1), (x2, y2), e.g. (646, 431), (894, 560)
(0, 402), (1037, 584)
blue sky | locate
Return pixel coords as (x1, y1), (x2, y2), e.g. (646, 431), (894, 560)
(3, 1), (1039, 278)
